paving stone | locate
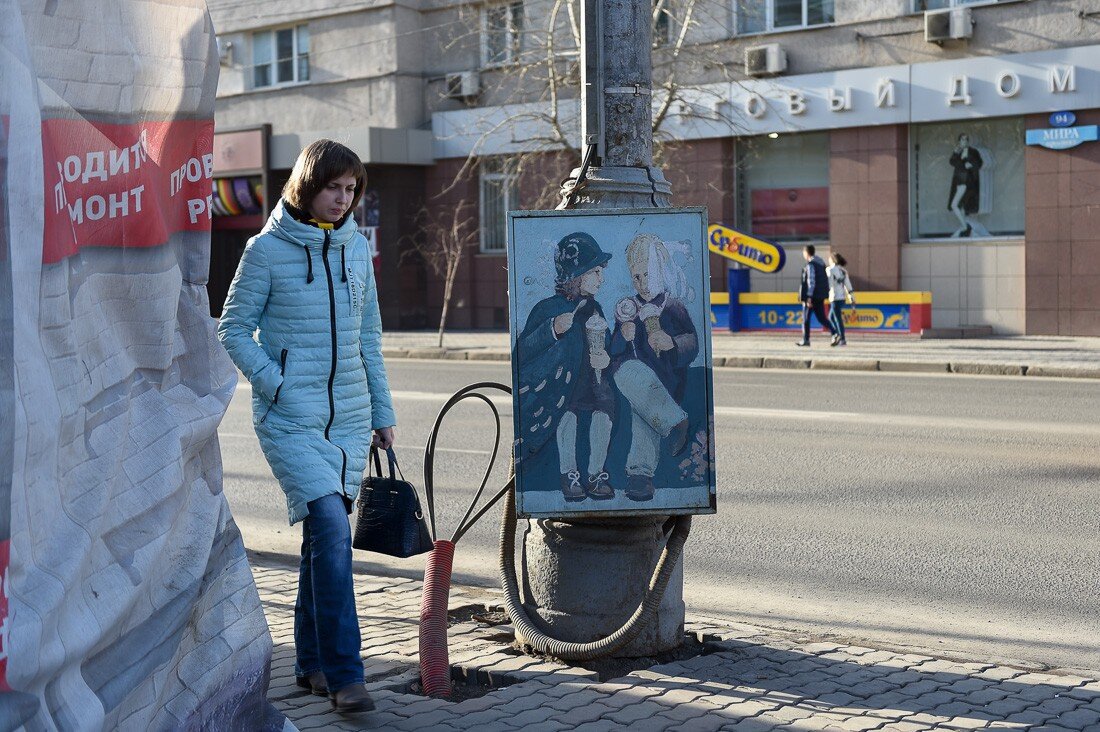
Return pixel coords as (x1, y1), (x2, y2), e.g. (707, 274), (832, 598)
(605, 700), (675, 724)
(976, 667), (1024, 682)
(653, 689), (713, 708)
(666, 715), (730, 732)
(555, 702), (617, 726)
(655, 701), (713, 724)
(979, 695), (1035, 719)
(450, 708), (514, 728)
(834, 715), (888, 730)
(1056, 706), (1100, 729)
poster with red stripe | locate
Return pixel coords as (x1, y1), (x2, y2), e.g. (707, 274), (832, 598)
(42, 119), (216, 263)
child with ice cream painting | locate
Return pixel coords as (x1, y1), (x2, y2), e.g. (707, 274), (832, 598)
(608, 233), (696, 502)
(513, 232), (616, 502)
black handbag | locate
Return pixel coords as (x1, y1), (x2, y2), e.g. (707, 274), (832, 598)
(353, 446), (433, 558)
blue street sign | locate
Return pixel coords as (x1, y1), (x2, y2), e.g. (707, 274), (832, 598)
(1026, 125), (1099, 151)
(1049, 111), (1076, 128)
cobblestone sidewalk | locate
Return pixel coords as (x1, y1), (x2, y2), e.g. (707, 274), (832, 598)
(251, 554), (1100, 731)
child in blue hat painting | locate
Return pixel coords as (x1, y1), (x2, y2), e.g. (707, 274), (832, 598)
(514, 232), (616, 502)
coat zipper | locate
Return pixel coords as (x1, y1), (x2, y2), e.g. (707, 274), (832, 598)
(259, 348), (289, 424)
(321, 232), (349, 489)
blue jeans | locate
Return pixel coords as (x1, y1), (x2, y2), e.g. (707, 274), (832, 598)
(294, 493), (363, 691)
(801, 299), (835, 343)
(829, 300), (846, 342)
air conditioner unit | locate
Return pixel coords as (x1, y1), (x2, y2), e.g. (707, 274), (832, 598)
(925, 7), (973, 43)
(217, 37), (234, 66)
(444, 71), (479, 100)
(744, 44), (787, 77)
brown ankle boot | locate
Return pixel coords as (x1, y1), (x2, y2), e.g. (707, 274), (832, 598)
(295, 670), (328, 696)
(331, 683), (375, 713)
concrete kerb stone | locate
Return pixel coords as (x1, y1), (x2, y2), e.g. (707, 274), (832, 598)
(875, 360), (950, 374)
(720, 356), (764, 369)
(467, 350), (510, 361)
(950, 362), (1027, 376)
(403, 347), (447, 359)
(810, 359), (880, 372)
(762, 357), (812, 369)
(1025, 365), (1100, 379)
(383, 347), (1098, 381)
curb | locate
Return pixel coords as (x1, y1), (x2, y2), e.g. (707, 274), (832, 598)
(383, 348), (1099, 379)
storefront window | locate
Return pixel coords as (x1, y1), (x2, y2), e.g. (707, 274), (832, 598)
(910, 117), (1024, 240)
(736, 132), (829, 241)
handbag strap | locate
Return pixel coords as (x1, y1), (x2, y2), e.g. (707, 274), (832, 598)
(370, 445), (384, 478)
(386, 447), (404, 481)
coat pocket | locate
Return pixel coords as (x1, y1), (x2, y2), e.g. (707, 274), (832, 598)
(260, 348), (289, 424)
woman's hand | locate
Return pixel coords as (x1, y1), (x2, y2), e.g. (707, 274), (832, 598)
(373, 426), (395, 450)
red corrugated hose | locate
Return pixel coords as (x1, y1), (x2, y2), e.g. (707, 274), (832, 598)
(418, 539), (455, 698)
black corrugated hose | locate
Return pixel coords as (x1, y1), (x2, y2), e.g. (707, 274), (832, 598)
(420, 382), (691, 664)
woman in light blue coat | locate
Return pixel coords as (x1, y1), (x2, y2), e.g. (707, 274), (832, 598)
(218, 140), (394, 713)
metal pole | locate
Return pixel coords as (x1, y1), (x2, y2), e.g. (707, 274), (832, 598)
(558, 0), (671, 209)
(522, 0), (683, 657)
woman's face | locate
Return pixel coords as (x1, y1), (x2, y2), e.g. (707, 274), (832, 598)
(309, 172), (358, 223)
(579, 266), (604, 296)
(958, 134), (970, 148)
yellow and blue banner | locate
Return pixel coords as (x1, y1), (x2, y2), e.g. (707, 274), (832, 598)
(707, 224), (786, 274)
(717, 292), (932, 334)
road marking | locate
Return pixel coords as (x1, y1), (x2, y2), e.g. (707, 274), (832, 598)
(219, 431), (496, 456)
(234, 383), (1096, 437)
(234, 382), (512, 409)
(714, 406), (1100, 437)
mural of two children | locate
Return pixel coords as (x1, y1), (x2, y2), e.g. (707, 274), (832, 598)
(512, 217), (712, 516)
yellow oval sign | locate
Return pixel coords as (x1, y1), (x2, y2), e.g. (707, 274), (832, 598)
(707, 224), (786, 274)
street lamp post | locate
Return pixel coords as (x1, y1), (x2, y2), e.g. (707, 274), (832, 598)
(517, 0), (684, 657)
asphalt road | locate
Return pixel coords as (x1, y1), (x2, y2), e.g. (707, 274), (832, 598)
(219, 360), (1100, 673)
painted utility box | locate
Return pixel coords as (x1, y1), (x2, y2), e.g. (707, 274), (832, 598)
(508, 208), (717, 519)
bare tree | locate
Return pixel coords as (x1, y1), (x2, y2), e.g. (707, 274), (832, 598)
(404, 200), (480, 348)
(429, 0), (747, 201)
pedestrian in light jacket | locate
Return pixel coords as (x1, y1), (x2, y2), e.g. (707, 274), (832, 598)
(218, 139), (394, 714)
(827, 252), (856, 347)
(796, 244), (837, 347)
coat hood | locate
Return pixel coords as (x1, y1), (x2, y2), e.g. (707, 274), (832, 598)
(263, 199), (358, 250)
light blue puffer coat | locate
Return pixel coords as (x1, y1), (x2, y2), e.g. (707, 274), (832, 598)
(218, 200), (395, 524)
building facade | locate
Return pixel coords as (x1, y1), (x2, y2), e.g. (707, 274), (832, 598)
(207, 0), (1100, 336)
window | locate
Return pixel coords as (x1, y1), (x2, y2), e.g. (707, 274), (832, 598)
(910, 118), (1025, 240)
(483, 2), (524, 66)
(912, 0), (1013, 11)
(737, 0), (834, 34)
(252, 25), (309, 89)
(737, 132), (830, 242)
(653, 0), (672, 46)
(480, 166), (518, 254)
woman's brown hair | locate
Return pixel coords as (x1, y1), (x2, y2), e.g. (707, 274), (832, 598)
(832, 252), (847, 267)
(282, 139), (366, 215)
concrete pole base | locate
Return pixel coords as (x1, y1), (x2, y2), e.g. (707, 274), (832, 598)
(558, 165), (672, 209)
(518, 515), (685, 658)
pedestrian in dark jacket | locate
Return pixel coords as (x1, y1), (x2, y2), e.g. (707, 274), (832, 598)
(218, 140), (392, 713)
(796, 244), (837, 347)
